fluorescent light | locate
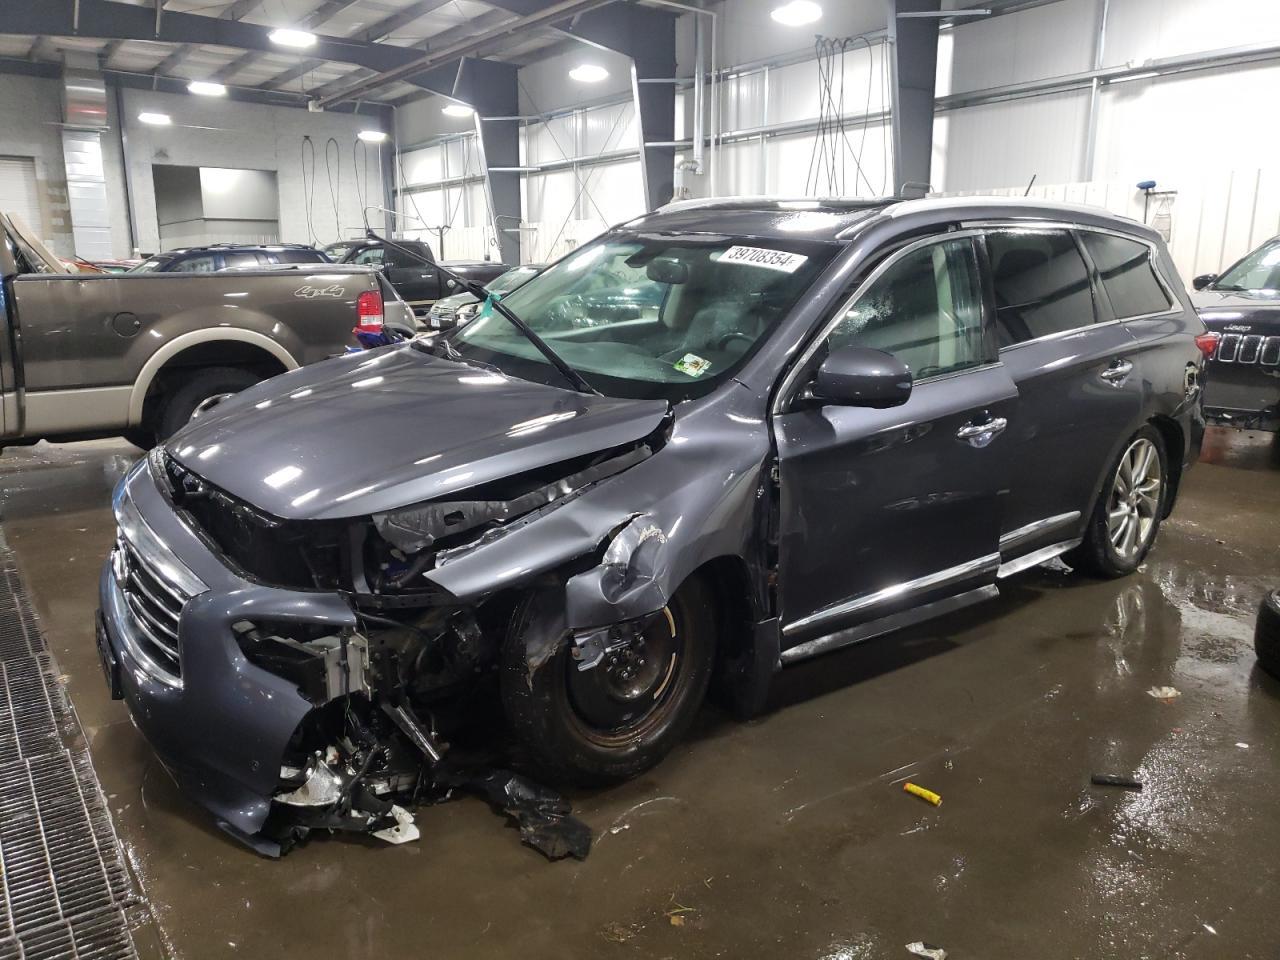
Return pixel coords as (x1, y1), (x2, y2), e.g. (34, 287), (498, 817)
(770, 0), (822, 26)
(569, 63), (609, 83)
(357, 129), (387, 143)
(269, 28), (316, 48)
(137, 112), (171, 125)
(188, 80), (226, 96)
(442, 103), (474, 118)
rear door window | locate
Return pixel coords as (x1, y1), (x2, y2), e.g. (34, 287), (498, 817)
(985, 230), (1095, 347)
(220, 251), (263, 271)
(1080, 232), (1171, 319)
(352, 247), (385, 266)
(178, 254), (219, 273)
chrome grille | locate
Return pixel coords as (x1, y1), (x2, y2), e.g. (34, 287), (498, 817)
(111, 536), (188, 679)
(1213, 333), (1280, 365)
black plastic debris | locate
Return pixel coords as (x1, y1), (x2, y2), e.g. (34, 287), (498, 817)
(1090, 773), (1144, 791)
(439, 767), (593, 861)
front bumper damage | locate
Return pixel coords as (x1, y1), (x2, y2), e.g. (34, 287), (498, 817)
(99, 460), (593, 859)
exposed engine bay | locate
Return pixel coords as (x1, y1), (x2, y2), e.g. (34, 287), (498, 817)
(150, 438), (670, 857)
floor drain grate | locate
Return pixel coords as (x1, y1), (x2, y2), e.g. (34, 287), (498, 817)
(0, 528), (141, 959)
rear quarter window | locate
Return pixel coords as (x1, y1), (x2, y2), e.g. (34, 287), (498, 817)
(1081, 232), (1171, 319)
(275, 249), (327, 264)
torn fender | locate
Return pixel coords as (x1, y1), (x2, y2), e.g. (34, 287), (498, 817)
(563, 514), (671, 629)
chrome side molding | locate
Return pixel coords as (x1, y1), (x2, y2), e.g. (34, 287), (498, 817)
(782, 553), (1000, 638)
(781, 585), (1000, 664)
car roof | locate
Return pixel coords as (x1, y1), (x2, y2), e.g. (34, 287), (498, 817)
(621, 195), (1157, 244)
(160, 244), (320, 256)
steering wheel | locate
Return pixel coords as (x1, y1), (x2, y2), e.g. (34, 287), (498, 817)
(716, 331), (756, 352)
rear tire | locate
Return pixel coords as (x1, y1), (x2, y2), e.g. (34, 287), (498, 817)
(155, 367), (262, 442)
(500, 577), (716, 786)
(1256, 590), (1280, 678)
(1068, 424), (1169, 578)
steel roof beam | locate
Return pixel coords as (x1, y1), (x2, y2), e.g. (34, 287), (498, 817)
(0, 0), (425, 73)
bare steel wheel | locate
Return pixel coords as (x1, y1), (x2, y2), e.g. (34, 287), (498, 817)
(1068, 424), (1169, 578)
(501, 577), (715, 786)
(1107, 436), (1163, 562)
(565, 607), (682, 742)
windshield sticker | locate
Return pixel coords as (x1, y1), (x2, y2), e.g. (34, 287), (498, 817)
(718, 245), (809, 273)
(674, 353), (712, 378)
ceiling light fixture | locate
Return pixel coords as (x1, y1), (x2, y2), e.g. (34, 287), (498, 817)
(188, 80), (227, 96)
(268, 28), (317, 49)
(137, 112), (172, 125)
(442, 103), (474, 118)
(569, 63), (609, 83)
(357, 130), (388, 143)
(770, 0), (822, 26)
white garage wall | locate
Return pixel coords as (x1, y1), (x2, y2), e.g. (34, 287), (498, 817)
(396, 135), (493, 261)
(121, 88), (387, 255)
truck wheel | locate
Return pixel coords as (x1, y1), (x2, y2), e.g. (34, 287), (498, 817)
(1067, 424), (1168, 578)
(122, 427), (156, 450)
(1256, 590), (1280, 678)
(500, 576), (716, 786)
(155, 367), (262, 441)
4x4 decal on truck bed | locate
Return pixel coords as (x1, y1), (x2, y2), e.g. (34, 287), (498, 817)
(294, 284), (346, 299)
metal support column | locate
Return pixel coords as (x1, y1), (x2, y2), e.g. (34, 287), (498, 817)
(448, 57), (521, 264)
(888, 0), (942, 196)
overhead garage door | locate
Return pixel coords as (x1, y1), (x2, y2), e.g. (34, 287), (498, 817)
(0, 156), (42, 232)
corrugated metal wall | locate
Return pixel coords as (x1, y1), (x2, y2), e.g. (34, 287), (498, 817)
(394, 0), (1280, 273)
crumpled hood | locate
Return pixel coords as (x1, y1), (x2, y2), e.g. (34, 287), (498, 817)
(1191, 288), (1280, 333)
(167, 344), (669, 520)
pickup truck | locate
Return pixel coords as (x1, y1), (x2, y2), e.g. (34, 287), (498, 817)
(325, 238), (507, 319)
(0, 212), (413, 449)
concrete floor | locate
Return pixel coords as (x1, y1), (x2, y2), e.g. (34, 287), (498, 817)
(1, 428), (1278, 959)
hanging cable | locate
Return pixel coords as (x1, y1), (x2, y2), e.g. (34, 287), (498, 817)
(324, 137), (342, 242)
(300, 136), (317, 245)
(354, 136), (371, 230)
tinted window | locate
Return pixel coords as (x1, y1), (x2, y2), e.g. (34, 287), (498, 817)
(274, 249), (326, 264)
(987, 230), (1094, 347)
(387, 243), (431, 268)
(828, 237), (990, 380)
(1080, 233), (1170, 318)
(352, 247), (385, 265)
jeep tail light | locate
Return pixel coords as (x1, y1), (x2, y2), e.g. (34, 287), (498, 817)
(1195, 332), (1220, 358)
(354, 289), (384, 335)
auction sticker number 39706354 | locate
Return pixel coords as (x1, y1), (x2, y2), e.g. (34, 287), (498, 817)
(717, 246), (809, 273)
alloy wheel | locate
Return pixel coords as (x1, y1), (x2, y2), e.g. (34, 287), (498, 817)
(1107, 437), (1163, 562)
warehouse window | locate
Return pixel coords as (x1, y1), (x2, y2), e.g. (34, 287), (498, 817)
(828, 237), (989, 380)
(1081, 232), (1171, 319)
(986, 230), (1095, 347)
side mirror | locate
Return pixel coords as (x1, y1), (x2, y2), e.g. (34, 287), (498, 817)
(810, 345), (912, 408)
(1192, 273), (1218, 291)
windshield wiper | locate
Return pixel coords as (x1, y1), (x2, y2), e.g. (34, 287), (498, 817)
(365, 230), (600, 396)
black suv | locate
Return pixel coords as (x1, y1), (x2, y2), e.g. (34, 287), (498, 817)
(1191, 236), (1280, 432)
(326, 238), (508, 318)
(99, 197), (1207, 850)
(130, 243), (329, 273)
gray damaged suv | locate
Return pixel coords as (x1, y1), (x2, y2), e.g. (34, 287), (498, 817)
(98, 197), (1208, 850)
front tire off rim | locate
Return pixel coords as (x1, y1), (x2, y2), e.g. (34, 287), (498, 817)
(1107, 437), (1162, 561)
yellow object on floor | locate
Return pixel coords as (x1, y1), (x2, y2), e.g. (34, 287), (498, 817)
(903, 782), (942, 806)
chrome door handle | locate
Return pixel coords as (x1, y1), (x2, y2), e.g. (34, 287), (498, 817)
(956, 416), (1008, 446)
(1099, 359), (1134, 385)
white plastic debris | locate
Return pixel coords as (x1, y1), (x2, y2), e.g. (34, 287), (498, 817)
(1146, 686), (1181, 700)
(372, 804), (420, 845)
(906, 942), (946, 960)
